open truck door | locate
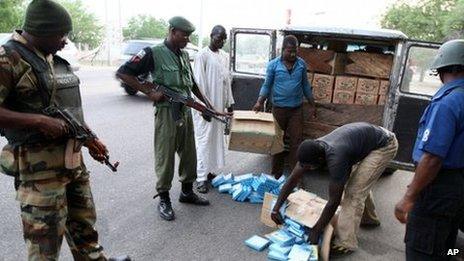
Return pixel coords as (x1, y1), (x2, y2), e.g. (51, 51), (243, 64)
(384, 40), (441, 170)
(230, 28), (277, 110)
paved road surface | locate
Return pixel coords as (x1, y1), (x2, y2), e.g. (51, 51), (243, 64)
(0, 66), (462, 261)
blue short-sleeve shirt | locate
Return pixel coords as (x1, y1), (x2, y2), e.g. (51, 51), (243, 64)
(412, 78), (464, 168)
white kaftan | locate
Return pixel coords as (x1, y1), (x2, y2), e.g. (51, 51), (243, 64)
(193, 47), (235, 182)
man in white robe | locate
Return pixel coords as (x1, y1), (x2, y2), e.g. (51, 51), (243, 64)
(193, 25), (234, 193)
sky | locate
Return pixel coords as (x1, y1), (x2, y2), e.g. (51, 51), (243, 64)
(82, 0), (398, 41)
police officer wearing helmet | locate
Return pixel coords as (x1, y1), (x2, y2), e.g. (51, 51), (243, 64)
(0, 0), (129, 260)
(117, 16), (223, 221)
(395, 39), (464, 260)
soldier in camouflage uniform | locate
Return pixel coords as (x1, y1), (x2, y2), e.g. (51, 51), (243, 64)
(0, 1), (129, 260)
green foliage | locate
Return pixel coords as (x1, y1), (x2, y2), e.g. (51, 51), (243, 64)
(0, 0), (25, 32)
(381, 0), (461, 42)
(190, 33), (199, 46)
(123, 15), (168, 40)
(58, 0), (103, 49)
(443, 0), (464, 39)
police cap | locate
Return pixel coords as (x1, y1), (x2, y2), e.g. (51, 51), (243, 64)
(168, 16), (195, 34)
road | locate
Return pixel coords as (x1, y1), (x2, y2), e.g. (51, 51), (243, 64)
(0, 66), (462, 261)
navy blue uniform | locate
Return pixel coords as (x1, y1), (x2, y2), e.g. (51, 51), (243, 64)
(406, 78), (464, 260)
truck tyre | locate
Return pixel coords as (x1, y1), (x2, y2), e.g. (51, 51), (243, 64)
(122, 83), (138, 95)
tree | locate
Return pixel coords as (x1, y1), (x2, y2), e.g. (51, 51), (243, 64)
(123, 15), (168, 40)
(443, 0), (464, 39)
(58, 0), (104, 49)
(0, 0), (25, 32)
(381, 0), (459, 42)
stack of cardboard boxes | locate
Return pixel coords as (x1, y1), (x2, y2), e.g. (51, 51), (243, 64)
(301, 47), (392, 106)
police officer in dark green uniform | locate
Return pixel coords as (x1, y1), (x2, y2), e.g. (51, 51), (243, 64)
(0, 0), (129, 260)
(117, 16), (222, 221)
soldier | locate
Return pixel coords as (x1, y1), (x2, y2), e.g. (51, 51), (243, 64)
(0, 0), (129, 260)
(117, 16), (223, 221)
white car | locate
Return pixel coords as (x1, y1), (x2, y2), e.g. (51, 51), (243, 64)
(119, 39), (198, 64)
(0, 33), (80, 71)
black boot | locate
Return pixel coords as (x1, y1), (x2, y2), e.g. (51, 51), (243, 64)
(108, 255), (131, 261)
(157, 192), (175, 221)
(180, 183), (210, 205)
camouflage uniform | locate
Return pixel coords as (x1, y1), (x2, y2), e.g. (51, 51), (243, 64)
(0, 32), (106, 261)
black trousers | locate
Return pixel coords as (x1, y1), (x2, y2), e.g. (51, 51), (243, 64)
(271, 106), (303, 178)
(405, 169), (464, 261)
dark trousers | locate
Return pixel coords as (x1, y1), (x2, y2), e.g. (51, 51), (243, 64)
(405, 169), (464, 261)
(271, 106), (303, 178)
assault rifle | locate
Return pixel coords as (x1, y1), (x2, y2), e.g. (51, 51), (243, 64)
(154, 85), (231, 135)
(43, 106), (120, 172)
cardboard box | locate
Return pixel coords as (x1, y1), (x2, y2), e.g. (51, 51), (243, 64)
(334, 76), (357, 92)
(312, 74), (334, 103)
(261, 190), (334, 261)
(332, 90), (355, 104)
(355, 92), (378, 105)
(299, 48), (335, 74)
(379, 80), (390, 95)
(345, 52), (393, 79)
(228, 111), (284, 155)
(299, 48), (347, 75)
(378, 94), (386, 105)
(261, 193), (280, 228)
(357, 78), (380, 94)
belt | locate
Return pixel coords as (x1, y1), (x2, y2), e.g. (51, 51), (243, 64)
(440, 168), (464, 175)
(273, 104), (302, 110)
(12, 139), (67, 149)
(413, 164), (464, 175)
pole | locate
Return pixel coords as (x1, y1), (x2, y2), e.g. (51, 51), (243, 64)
(104, 0), (110, 66)
(198, 0), (204, 48)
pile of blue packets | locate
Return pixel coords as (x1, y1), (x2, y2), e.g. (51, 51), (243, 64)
(245, 217), (319, 261)
(213, 173), (285, 203)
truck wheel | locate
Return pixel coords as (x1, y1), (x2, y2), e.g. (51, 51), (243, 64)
(382, 167), (397, 176)
(122, 83), (138, 95)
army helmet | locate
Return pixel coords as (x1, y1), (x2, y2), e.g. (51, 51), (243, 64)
(430, 39), (464, 70)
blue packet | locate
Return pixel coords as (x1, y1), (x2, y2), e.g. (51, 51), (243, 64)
(244, 235), (270, 252)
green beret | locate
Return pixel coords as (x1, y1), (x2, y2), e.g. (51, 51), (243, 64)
(23, 0), (73, 37)
(168, 16), (195, 34)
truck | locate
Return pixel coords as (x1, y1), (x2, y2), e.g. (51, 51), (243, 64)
(228, 26), (441, 172)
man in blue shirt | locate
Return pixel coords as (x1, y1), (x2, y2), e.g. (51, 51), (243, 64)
(252, 35), (316, 179)
(395, 39), (464, 261)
